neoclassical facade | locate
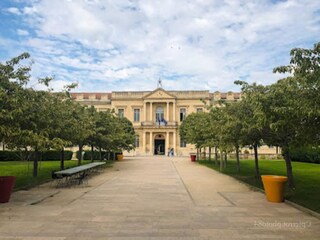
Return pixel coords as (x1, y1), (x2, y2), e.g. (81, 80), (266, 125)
(71, 88), (243, 156)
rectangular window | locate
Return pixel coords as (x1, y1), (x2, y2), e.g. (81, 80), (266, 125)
(134, 109), (140, 122)
(134, 135), (140, 148)
(196, 108), (203, 113)
(180, 108), (186, 122)
(118, 109), (124, 118)
(180, 137), (187, 148)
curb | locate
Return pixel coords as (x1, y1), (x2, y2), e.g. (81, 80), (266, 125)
(249, 184), (320, 220)
(284, 200), (320, 220)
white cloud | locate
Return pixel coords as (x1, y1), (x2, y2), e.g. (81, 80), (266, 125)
(23, 6), (38, 15)
(17, 29), (29, 36)
(5, 7), (21, 15)
(3, 0), (319, 92)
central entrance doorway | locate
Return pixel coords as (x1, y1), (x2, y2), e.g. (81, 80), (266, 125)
(154, 134), (165, 155)
(154, 139), (165, 155)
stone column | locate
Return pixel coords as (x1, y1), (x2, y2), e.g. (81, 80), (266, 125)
(166, 102), (170, 121)
(143, 131), (146, 154)
(144, 102), (147, 121)
(166, 131), (169, 153)
(173, 131), (176, 153)
(149, 131), (153, 155)
(150, 102), (153, 122)
(173, 101), (176, 122)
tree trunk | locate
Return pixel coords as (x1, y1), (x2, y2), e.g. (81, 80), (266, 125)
(91, 145), (94, 162)
(107, 151), (110, 161)
(235, 146), (240, 172)
(214, 147), (218, 166)
(78, 144), (83, 166)
(253, 143), (260, 179)
(113, 152), (116, 160)
(209, 147), (211, 161)
(224, 152), (227, 168)
(33, 148), (39, 177)
(99, 147), (102, 161)
(24, 147), (29, 161)
(220, 151), (224, 171)
(283, 147), (295, 188)
(60, 147), (65, 170)
(197, 148), (200, 161)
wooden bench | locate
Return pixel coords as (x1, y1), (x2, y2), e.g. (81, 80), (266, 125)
(52, 162), (106, 187)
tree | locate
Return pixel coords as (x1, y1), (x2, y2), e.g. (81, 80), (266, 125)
(69, 104), (95, 166)
(91, 110), (116, 160)
(265, 42), (320, 188)
(6, 89), (68, 176)
(261, 78), (301, 188)
(48, 95), (77, 170)
(0, 53), (31, 149)
(86, 106), (99, 162)
(1, 53), (68, 176)
(206, 107), (224, 169)
(113, 117), (136, 153)
(179, 112), (212, 159)
(273, 42), (320, 145)
(234, 81), (268, 179)
(220, 102), (245, 172)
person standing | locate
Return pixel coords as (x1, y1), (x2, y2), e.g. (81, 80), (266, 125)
(171, 148), (174, 157)
(167, 148), (171, 157)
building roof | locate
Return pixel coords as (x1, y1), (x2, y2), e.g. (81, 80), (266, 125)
(71, 90), (241, 101)
(71, 92), (112, 100)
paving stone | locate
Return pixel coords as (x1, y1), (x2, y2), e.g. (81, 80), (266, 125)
(0, 156), (319, 239)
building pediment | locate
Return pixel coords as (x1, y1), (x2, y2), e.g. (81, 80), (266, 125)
(143, 88), (176, 100)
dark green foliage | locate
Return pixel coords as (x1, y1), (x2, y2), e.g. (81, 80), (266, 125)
(290, 146), (320, 164)
(0, 150), (73, 161)
(0, 151), (22, 161)
(76, 150), (120, 160)
(41, 150), (73, 161)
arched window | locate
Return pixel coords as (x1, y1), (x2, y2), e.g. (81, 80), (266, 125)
(155, 106), (164, 122)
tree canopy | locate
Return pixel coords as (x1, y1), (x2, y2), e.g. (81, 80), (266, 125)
(179, 42), (320, 189)
(0, 53), (135, 176)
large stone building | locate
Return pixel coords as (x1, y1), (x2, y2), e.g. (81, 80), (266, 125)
(71, 87), (244, 156)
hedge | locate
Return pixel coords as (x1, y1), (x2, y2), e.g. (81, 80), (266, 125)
(0, 151), (22, 161)
(290, 146), (320, 164)
(76, 150), (120, 161)
(42, 150), (73, 161)
(0, 150), (73, 161)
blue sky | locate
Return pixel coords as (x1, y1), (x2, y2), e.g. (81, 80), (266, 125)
(0, 0), (319, 92)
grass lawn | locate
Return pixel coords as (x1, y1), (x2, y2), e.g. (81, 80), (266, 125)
(0, 160), (114, 190)
(199, 159), (320, 213)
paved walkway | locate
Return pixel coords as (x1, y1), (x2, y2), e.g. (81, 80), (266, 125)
(0, 156), (319, 239)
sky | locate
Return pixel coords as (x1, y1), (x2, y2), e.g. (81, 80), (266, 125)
(0, 0), (319, 92)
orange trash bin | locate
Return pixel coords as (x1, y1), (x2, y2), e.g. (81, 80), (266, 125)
(261, 175), (288, 203)
(117, 154), (124, 161)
